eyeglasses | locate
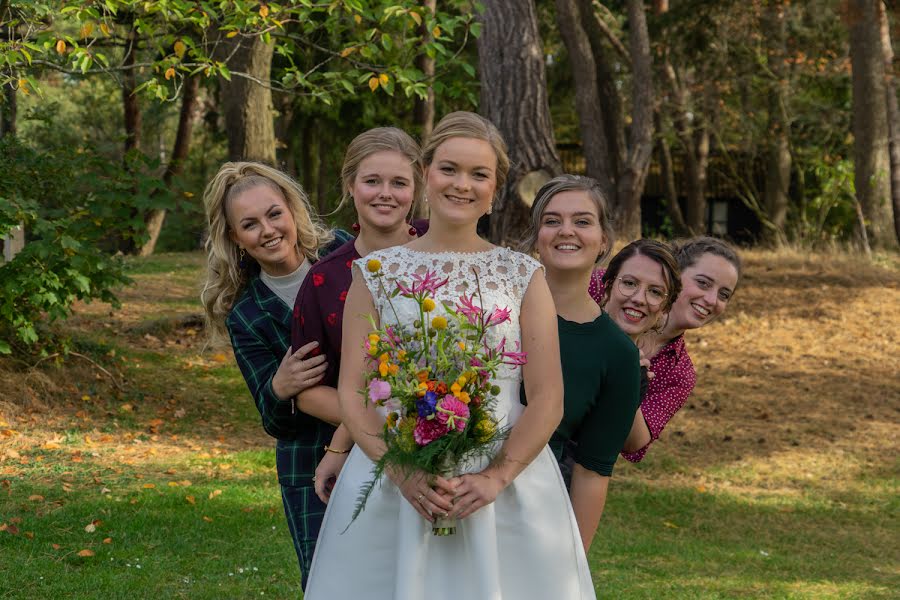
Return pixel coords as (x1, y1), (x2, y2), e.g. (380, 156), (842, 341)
(615, 276), (668, 307)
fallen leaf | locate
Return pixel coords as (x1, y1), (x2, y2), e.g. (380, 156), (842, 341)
(84, 523), (96, 533)
(164, 468), (177, 475)
(28, 495), (44, 502)
(179, 480), (192, 487)
(148, 418), (164, 428)
(10, 517), (22, 524)
(81, 395), (91, 401)
(24, 531), (34, 539)
(202, 515), (213, 522)
(185, 495), (195, 505)
(120, 404), (133, 413)
(77, 549), (94, 557)
(173, 409), (186, 419)
(100, 487), (111, 494)
(695, 485), (707, 493)
(1, 429), (17, 437)
(0, 523), (7, 532)
(663, 521), (679, 529)
(168, 482), (179, 487)
(43, 442), (61, 450)
(211, 353), (228, 363)
(142, 483), (156, 489)
(208, 489), (222, 499)
(6, 524), (19, 535)
(102, 537), (112, 544)
(52, 543), (61, 550)
(241, 507), (254, 513)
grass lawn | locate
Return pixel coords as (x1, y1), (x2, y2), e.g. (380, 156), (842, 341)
(1, 250), (898, 599)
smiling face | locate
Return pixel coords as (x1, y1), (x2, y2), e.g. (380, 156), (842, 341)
(536, 190), (607, 276)
(670, 253), (739, 330)
(425, 137), (497, 226)
(226, 183), (301, 276)
(605, 254), (670, 338)
(352, 150), (415, 233)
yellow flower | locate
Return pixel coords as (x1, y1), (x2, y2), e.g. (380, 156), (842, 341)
(368, 333), (380, 345)
(368, 344), (379, 356)
(386, 413), (399, 428)
(474, 418), (497, 443)
(366, 259), (381, 273)
(397, 350), (407, 362)
(450, 382), (462, 395)
(457, 341), (466, 351)
(422, 298), (436, 312)
(431, 316), (448, 330)
(417, 382), (429, 397)
(379, 362), (389, 377)
(417, 370), (430, 382)
(456, 376), (467, 387)
(458, 391), (471, 404)
(379, 353), (390, 363)
(388, 363), (400, 376)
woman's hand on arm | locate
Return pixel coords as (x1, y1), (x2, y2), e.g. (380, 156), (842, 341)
(271, 341), (327, 400)
(451, 271), (563, 518)
(569, 464), (610, 554)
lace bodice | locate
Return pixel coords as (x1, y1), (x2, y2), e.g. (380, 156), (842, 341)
(356, 246), (541, 381)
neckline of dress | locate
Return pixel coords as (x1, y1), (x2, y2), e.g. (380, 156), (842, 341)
(394, 245), (504, 257)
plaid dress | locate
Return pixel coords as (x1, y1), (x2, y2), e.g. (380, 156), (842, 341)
(226, 234), (350, 589)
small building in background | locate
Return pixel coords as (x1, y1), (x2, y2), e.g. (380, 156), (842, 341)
(1, 223), (25, 264)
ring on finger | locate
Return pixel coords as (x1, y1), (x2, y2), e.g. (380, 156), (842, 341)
(415, 492), (426, 503)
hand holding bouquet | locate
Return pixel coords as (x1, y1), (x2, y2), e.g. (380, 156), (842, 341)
(350, 259), (527, 535)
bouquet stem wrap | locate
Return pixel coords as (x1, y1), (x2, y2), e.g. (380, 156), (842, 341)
(433, 454), (456, 536)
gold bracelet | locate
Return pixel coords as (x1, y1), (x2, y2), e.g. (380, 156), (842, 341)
(324, 444), (350, 454)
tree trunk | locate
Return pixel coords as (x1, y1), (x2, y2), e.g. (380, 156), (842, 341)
(879, 2), (900, 245)
(656, 115), (690, 236)
(665, 62), (708, 235)
(414, 0), (437, 141)
(139, 75), (200, 257)
(555, 0), (615, 197)
(614, 0), (655, 240)
(763, 0), (791, 246)
(848, 0), (894, 248)
(0, 82), (14, 137)
(122, 22), (141, 156)
(478, 0), (561, 245)
(218, 35), (276, 164)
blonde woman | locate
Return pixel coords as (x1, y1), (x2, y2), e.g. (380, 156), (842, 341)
(304, 113), (595, 599)
(200, 162), (350, 589)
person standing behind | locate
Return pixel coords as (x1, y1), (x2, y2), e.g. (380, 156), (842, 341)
(200, 162), (349, 590)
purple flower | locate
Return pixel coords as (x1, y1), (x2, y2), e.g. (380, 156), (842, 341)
(416, 390), (438, 418)
(436, 395), (470, 432)
(368, 379), (392, 404)
(485, 306), (512, 327)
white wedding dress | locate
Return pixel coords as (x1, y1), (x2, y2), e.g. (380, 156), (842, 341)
(304, 246), (595, 600)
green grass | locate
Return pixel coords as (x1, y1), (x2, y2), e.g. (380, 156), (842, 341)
(2, 250), (898, 598)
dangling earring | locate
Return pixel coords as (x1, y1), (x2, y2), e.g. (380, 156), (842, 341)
(486, 203), (493, 215)
(408, 224), (418, 236)
(238, 247), (246, 269)
(352, 222), (361, 233)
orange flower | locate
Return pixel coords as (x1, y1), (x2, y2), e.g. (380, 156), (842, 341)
(417, 370), (429, 382)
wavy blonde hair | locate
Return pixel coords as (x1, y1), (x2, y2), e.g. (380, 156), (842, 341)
(422, 111), (510, 194)
(201, 162), (333, 343)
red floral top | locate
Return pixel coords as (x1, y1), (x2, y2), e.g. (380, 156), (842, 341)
(588, 268), (697, 463)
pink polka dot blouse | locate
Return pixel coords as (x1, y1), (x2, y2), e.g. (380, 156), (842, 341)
(588, 268), (697, 463)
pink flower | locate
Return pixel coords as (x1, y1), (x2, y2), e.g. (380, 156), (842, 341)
(495, 337), (528, 367)
(413, 416), (448, 446)
(456, 293), (483, 325)
(485, 306), (511, 327)
(436, 395), (470, 432)
(396, 271), (450, 297)
(368, 379), (392, 404)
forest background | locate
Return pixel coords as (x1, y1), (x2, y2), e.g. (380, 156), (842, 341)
(0, 1), (898, 598)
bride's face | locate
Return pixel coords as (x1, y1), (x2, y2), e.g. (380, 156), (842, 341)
(425, 137), (496, 226)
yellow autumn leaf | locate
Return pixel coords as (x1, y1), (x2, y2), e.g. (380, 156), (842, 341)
(43, 442), (60, 450)
(174, 40), (186, 59)
(164, 67), (176, 80)
(180, 480), (192, 487)
(354, 14), (362, 24)
(81, 395), (91, 401)
(663, 521), (679, 529)
(99, 23), (110, 36)
(77, 549), (95, 557)
(142, 483), (156, 489)
(379, 73), (389, 87)
(202, 515), (213, 523)
(84, 523), (96, 533)
(211, 353), (228, 363)
(185, 495), (196, 505)
(80, 23), (93, 38)
(18, 79), (29, 95)
(28, 495), (44, 502)
(102, 537), (112, 544)
(432, 26), (441, 38)
(209, 489), (222, 499)
(226, 30), (239, 38)
(368, 77), (379, 92)
(259, 4), (269, 18)
(55, 39), (66, 54)
(168, 481), (180, 487)
(339, 47), (355, 58)
(410, 11), (422, 26)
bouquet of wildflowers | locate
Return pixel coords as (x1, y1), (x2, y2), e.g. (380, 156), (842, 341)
(351, 258), (527, 535)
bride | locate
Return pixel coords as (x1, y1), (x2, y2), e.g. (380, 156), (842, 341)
(303, 111), (596, 599)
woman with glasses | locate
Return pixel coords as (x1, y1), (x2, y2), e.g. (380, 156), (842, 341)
(616, 237), (741, 461)
(521, 175), (681, 553)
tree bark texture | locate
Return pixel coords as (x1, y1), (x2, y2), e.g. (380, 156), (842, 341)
(614, 0), (655, 240)
(218, 35), (276, 164)
(763, 0), (792, 246)
(848, 0), (894, 248)
(122, 22), (141, 156)
(477, 0), (561, 245)
(139, 75), (200, 257)
(414, 0), (437, 141)
(0, 82), (14, 137)
(879, 2), (900, 245)
(655, 114), (689, 236)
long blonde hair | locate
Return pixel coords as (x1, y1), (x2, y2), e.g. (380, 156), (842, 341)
(201, 162), (334, 342)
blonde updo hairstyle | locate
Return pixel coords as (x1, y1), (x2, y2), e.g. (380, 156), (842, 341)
(337, 126), (425, 215)
(421, 111), (510, 195)
(201, 161), (333, 342)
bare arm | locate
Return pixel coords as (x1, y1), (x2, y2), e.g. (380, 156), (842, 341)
(621, 408), (652, 453)
(295, 385), (341, 426)
(451, 271), (564, 519)
(569, 464), (610, 554)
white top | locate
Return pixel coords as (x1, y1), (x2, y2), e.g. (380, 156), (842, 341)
(259, 260), (311, 308)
